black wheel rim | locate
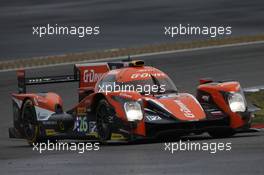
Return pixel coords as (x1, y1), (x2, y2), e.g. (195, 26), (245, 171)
(96, 104), (111, 141)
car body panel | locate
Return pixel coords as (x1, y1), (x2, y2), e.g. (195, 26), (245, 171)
(197, 81), (247, 128)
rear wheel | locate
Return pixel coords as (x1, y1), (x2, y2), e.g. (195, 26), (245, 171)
(21, 99), (42, 145)
(208, 128), (235, 138)
(96, 99), (112, 143)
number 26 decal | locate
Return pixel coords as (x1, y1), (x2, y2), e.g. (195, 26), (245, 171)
(73, 116), (88, 132)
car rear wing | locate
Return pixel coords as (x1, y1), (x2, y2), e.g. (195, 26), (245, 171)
(17, 68), (79, 93)
(16, 59), (145, 93)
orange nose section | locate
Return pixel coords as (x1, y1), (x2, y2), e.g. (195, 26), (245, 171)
(155, 94), (206, 121)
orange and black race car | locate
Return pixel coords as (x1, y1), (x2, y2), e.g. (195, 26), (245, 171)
(9, 60), (254, 145)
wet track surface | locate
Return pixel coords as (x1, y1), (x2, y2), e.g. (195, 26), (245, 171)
(1, 0), (264, 59)
(0, 43), (264, 174)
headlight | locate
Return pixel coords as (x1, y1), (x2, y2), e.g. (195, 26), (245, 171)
(228, 92), (246, 112)
(124, 101), (143, 121)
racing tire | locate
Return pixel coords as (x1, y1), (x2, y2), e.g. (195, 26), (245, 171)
(21, 99), (42, 145)
(208, 128), (235, 138)
(96, 99), (112, 143)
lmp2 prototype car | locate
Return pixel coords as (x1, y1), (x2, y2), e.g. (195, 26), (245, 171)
(9, 60), (253, 145)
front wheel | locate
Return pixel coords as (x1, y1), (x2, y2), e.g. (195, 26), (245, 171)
(208, 128), (235, 138)
(96, 99), (112, 143)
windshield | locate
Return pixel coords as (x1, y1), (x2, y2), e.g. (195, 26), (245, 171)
(123, 76), (178, 95)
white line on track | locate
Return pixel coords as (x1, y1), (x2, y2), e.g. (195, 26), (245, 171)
(1, 40), (264, 73)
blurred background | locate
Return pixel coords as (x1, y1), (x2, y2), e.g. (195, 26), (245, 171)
(1, 0), (264, 60)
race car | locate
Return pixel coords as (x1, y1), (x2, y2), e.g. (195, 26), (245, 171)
(9, 59), (254, 145)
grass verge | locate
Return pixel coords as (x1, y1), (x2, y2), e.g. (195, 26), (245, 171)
(245, 90), (264, 124)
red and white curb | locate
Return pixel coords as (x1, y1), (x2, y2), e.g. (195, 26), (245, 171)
(249, 124), (264, 132)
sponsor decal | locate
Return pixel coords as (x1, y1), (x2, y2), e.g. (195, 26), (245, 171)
(73, 121), (97, 136)
(83, 69), (105, 83)
(146, 115), (162, 121)
(131, 72), (165, 79)
(73, 116), (88, 133)
(45, 129), (56, 136)
(77, 107), (87, 115)
(111, 133), (126, 140)
(174, 100), (195, 118)
(211, 111), (223, 116)
(88, 121), (97, 133)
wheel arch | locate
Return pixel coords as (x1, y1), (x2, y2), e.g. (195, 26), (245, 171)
(91, 93), (107, 113)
